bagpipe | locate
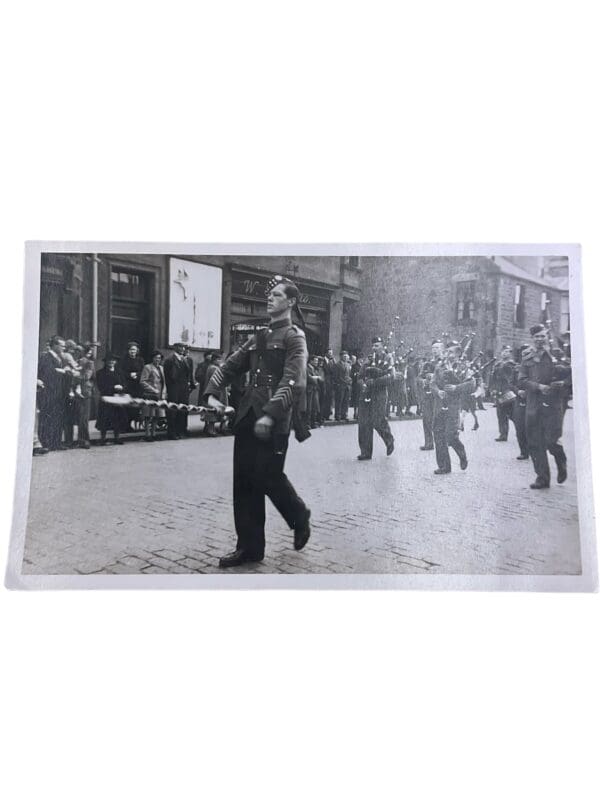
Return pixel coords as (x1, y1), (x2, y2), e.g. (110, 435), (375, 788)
(362, 353), (394, 403)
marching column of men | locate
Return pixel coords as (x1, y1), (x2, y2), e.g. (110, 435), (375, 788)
(36, 319), (572, 495)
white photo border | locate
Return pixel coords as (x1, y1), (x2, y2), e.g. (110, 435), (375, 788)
(5, 241), (598, 591)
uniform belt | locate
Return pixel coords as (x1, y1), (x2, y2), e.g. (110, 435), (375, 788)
(250, 371), (278, 388)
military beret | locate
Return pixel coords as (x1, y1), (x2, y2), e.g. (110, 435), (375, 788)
(103, 353), (119, 362)
(372, 336), (383, 344)
(529, 324), (547, 336)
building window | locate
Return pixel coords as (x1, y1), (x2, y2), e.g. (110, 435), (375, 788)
(514, 284), (525, 328)
(456, 281), (476, 323)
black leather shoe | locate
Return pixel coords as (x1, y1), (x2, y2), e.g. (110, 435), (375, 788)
(294, 509), (311, 551)
(557, 463), (568, 484)
(420, 445), (434, 451)
(495, 437), (507, 442)
(459, 455), (468, 471)
(516, 454), (529, 460)
(434, 468), (450, 474)
(530, 479), (550, 489)
(386, 438), (395, 456)
(357, 454), (372, 461)
(218, 549), (264, 568)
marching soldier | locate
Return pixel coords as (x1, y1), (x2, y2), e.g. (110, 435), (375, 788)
(518, 324), (571, 489)
(489, 344), (517, 442)
(417, 360), (435, 451)
(512, 345), (530, 460)
(356, 336), (395, 460)
(204, 275), (311, 567)
(431, 345), (474, 474)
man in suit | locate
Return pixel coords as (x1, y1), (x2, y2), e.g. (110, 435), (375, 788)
(182, 345), (197, 404)
(37, 335), (69, 451)
(333, 350), (352, 421)
(163, 342), (191, 439)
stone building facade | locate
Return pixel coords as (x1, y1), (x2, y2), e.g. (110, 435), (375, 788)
(38, 252), (360, 363)
(344, 256), (567, 358)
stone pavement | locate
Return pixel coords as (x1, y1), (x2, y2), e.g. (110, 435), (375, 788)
(21, 405), (581, 575)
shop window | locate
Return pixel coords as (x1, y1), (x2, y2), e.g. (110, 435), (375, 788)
(456, 281), (476, 323)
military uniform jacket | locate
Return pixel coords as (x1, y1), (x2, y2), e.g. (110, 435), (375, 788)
(358, 353), (395, 397)
(204, 319), (308, 436)
(517, 349), (571, 418)
(432, 367), (475, 420)
(490, 359), (516, 394)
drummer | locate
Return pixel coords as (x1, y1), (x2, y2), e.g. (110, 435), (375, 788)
(489, 344), (517, 443)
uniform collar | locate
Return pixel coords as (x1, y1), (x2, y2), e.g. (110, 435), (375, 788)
(269, 319), (291, 331)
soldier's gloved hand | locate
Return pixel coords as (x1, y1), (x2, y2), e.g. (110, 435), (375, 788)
(254, 415), (274, 440)
(539, 383), (551, 395)
(207, 394), (226, 413)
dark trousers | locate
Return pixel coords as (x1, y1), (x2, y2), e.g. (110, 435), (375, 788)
(526, 412), (566, 484)
(334, 384), (350, 420)
(323, 381), (333, 420)
(307, 389), (320, 426)
(422, 411), (434, 448)
(358, 394), (393, 458)
(38, 399), (65, 450)
(512, 400), (529, 457)
(63, 397), (76, 445)
(77, 398), (91, 443)
(232, 412), (307, 556)
(433, 410), (466, 471)
(167, 408), (188, 436)
(496, 401), (512, 439)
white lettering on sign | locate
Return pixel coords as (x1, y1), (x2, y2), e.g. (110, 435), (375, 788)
(243, 280), (261, 295)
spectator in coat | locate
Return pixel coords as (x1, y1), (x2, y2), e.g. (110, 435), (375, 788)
(37, 335), (69, 451)
(74, 343), (95, 449)
(139, 350), (167, 442)
(95, 354), (127, 444)
(163, 342), (191, 438)
(121, 341), (145, 431)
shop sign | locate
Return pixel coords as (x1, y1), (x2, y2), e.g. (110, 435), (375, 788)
(231, 273), (329, 310)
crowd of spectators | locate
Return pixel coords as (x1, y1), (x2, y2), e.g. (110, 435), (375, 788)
(34, 337), (234, 455)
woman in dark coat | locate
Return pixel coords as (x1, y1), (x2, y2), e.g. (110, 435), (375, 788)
(95, 355), (128, 444)
(121, 341), (145, 430)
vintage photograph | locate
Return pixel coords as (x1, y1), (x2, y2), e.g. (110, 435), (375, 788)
(6, 243), (597, 589)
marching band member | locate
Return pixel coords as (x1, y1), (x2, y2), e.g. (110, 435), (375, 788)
(431, 344), (473, 474)
(204, 275), (311, 568)
(512, 346), (530, 460)
(489, 345), (517, 442)
(518, 324), (571, 489)
(417, 360), (435, 451)
(356, 336), (396, 460)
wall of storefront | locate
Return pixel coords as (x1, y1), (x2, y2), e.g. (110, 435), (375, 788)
(39, 252), (361, 364)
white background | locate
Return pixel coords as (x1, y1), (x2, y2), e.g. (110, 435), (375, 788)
(1, 2), (598, 799)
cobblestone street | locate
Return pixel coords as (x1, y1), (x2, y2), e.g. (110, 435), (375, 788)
(22, 405), (581, 576)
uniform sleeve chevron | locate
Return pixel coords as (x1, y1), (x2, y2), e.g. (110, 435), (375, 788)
(262, 327), (308, 421)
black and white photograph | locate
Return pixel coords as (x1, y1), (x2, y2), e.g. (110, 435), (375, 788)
(6, 243), (597, 590)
